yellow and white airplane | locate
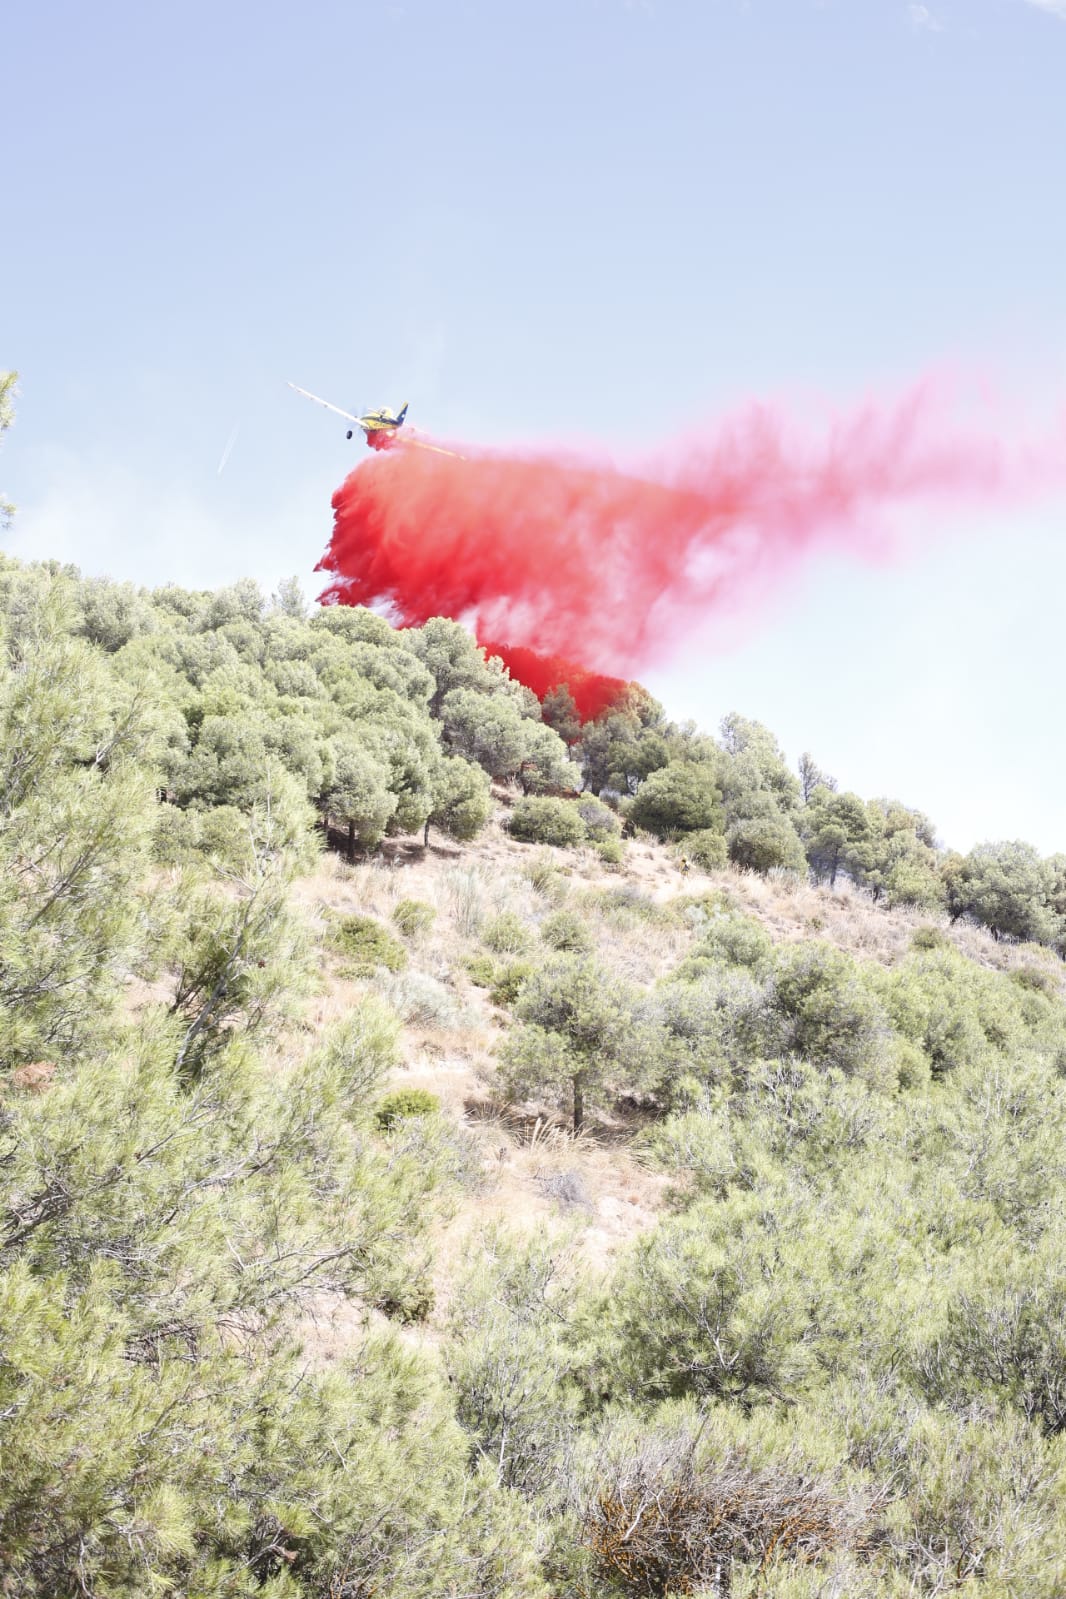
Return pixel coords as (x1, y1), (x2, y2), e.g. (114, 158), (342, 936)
(287, 383), (458, 456)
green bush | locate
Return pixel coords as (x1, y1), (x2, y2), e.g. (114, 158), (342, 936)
(332, 913), (407, 975)
(1010, 963), (1059, 997)
(917, 1248), (1066, 1436)
(446, 1232), (583, 1498)
(375, 1087), (441, 1130)
(507, 796), (587, 848)
(577, 797), (621, 841)
(464, 953), (497, 988)
(541, 909), (594, 953)
(767, 942), (892, 1085)
(884, 945), (1066, 1079)
(151, 804), (199, 865)
(587, 1190), (821, 1404)
(392, 897), (437, 938)
(595, 835), (625, 867)
(482, 910), (532, 954)
(911, 924), (948, 952)
(697, 912), (773, 972)
(372, 1276), (436, 1325)
(726, 814), (807, 876)
(196, 805), (263, 870)
(892, 1035), (932, 1089)
(630, 761), (723, 840)
(680, 828), (728, 871)
(153, 803), (275, 874)
(649, 981), (734, 1095)
(491, 960), (535, 1008)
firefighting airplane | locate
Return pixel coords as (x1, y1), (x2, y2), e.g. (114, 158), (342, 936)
(286, 383), (459, 456)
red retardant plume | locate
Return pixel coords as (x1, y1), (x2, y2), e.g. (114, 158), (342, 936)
(315, 382), (1063, 713)
(479, 644), (627, 722)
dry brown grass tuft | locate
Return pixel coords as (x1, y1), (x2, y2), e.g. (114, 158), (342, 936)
(8, 1060), (57, 1092)
(582, 1441), (880, 1597)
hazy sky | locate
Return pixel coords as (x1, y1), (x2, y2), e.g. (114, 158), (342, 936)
(5, 0), (1065, 850)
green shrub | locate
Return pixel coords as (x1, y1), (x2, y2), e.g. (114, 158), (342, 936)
(668, 1073), (708, 1113)
(595, 835), (625, 867)
(372, 1272), (436, 1324)
(332, 913), (407, 975)
(507, 796), (586, 848)
(768, 942), (892, 1085)
(697, 913), (773, 972)
(296, 1002), (402, 1119)
(892, 1035), (933, 1089)
(152, 804), (263, 872)
(445, 1232), (583, 1498)
(464, 953), (497, 988)
(911, 924), (948, 952)
(649, 981), (734, 1095)
(577, 797), (621, 842)
(679, 828), (728, 871)
(541, 909), (594, 953)
(375, 1087), (441, 1130)
(588, 1190), (820, 1403)
(196, 805), (262, 870)
(587, 884), (671, 928)
(499, 953), (642, 1130)
(917, 1250), (1066, 1436)
(482, 910), (532, 954)
(491, 960), (535, 1007)
(726, 814), (807, 876)
(630, 761), (723, 840)
(151, 804), (200, 865)
(392, 897), (437, 938)
(1010, 963), (1059, 996)
(883, 947), (1042, 1077)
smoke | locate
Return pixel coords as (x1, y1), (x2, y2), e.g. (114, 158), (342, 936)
(315, 380), (1062, 712)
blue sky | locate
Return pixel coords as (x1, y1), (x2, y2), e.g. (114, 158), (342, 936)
(4, 0), (1065, 850)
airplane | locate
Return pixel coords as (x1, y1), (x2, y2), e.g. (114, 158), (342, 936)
(287, 383), (458, 456)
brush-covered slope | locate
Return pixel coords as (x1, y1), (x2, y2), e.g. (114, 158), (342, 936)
(3, 554), (1066, 1599)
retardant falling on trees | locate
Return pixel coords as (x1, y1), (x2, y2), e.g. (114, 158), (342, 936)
(315, 381), (1062, 713)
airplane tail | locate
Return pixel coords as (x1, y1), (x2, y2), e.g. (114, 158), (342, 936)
(396, 402), (409, 426)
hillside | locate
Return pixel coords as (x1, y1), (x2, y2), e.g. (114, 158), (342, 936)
(292, 815), (1066, 1328)
(3, 556), (1066, 1598)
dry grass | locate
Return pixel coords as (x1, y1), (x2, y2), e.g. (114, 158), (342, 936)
(705, 863), (1065, 989)
(424, 1104), (671, 1324)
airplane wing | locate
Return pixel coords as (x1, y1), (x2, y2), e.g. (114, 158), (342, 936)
(287, 382), (368, 434)
(403, 427), (464, 459)
(405, 437), (463, 459)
